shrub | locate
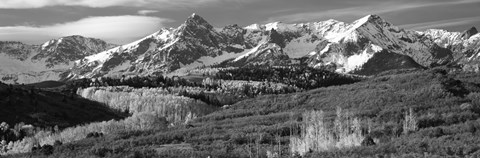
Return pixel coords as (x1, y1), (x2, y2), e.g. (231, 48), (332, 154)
(32, 144), (54, 156)
(90, 146), (113, 157)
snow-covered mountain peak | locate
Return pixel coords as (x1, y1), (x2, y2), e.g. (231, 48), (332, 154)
(422, 29), (463, 47)
(151, 28), (176, 42)
(329, 14), (395, 43)
(183, 13), (212, 29)
(352, 14), (375, 27)
(321, 19), (343, 26)
(350, 14), (392, 30)
(190, 13), (197, 18)
(5, 13), (480, 83)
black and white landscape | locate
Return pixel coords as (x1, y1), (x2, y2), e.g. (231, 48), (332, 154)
(1, 0), (480, 157)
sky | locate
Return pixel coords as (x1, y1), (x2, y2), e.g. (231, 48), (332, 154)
(0, 0), (479, 45)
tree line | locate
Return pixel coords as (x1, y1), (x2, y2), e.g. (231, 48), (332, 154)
(214, 66), (362, 90)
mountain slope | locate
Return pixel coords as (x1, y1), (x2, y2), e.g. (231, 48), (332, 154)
(421, 27), (480, 71)
(2, 14), (480, 83)
(18, 69), (480, 157)
(0, 36), (114, 84)
(66, 14), (252, 79)
(0, 82), (125, 128)
(67, 14), (395, 79)
(306, 15), (452, 74)
(230, 15), (456, 74)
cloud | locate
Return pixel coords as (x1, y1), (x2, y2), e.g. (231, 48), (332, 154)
(138, 10), (158, 16)
(399, 16), (480, 31)
(267, 0), (480, 23)
(0, 15), (173, 44)
(0, 0), (253, 9)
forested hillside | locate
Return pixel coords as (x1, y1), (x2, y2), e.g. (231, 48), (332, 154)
(0, 83), (124, 128)
(77, 86), (217, 125)
(0, 82), (125, 155)
(214, 66), (362, 90)
(7, 68), (480, 157)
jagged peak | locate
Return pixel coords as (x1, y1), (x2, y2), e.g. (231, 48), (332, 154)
(461, 26), (478, 39)
(63, 35), (86, 38)
(324, 19), (342, 24)
(466, 26), (477, 32)
(190, 13), (197, 18)
(184, 13), (209, 25)
(267, 28), (285, 48)
(180, 13), (213, 31)
(351, 14), (390, 29)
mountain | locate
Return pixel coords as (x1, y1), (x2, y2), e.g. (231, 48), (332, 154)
(227, 29), (290, 66)
(69, 14), (431, 78)
(67, 14), (385, 79)
(0, 36), (115, 84)
(35, 35), (116, 68)
(305, 15), (454, 74)
(65, 13), (256, 79)
(421, 27), (480, 71)
(2, 14), (480, 83)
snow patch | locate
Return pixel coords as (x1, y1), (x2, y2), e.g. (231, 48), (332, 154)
(265, 22), (280, 31)
(344, 48), (374, 72)
(245, 24), (260, 30)
(170, 51), (246, 76)
(0, 53), (70, 73)
(371, 44), (383, 52)
(83, 49), (114, 63)
(159, 38), (179, 50)
(310, 43), (331, 56)
(234, 43), (263, 61)
(155, 29), (172, 41)
(41, 40), (55, 50)
(351, 15), (372, 29)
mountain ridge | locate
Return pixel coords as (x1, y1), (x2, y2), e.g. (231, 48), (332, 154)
(1, 13), (479, 83)
(0, 36), (115, 83)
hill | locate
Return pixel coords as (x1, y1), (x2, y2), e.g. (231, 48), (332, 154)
(0, 82), (126, 128)
(10, 68), (480, 157)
